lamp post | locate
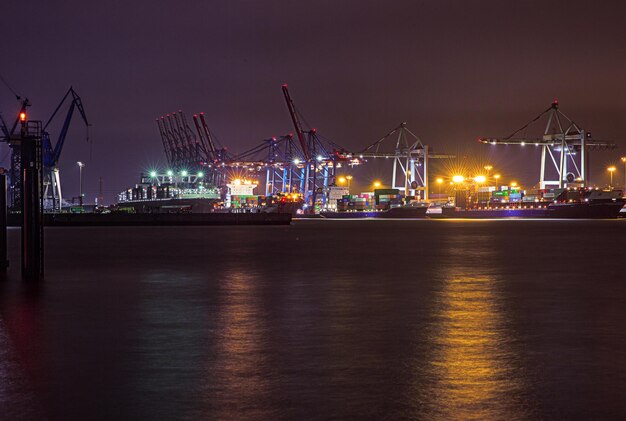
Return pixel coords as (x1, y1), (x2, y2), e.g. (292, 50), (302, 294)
(346, 175), (353, 189)
(607, 166), (616, 189)
(77, 161), (85, 206)
(494, 174), (501, 190)
(621, 157), (626, 190)
(484, 165), (493, 183)
(436, 177), (443, 196)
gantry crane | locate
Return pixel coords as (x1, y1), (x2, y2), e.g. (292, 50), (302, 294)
(359, 123), (455, 199)
(479, 100), (617, 188)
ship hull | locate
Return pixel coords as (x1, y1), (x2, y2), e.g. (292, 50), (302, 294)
(116, 197), (220, 213)
(320, 206), (428, 219)
(8, 212), (292, 226)
(436, 201), (625, 219)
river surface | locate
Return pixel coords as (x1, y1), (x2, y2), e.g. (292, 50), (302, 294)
(0, 219), (625, 420)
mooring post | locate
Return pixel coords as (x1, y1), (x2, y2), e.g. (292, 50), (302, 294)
(20, 120), (44, 281)
(0, 171), (8, 270)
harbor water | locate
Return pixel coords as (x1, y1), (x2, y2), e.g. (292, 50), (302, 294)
(1, 219), (625, 419)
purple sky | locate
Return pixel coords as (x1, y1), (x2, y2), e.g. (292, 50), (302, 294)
(2, 0), (626, 200)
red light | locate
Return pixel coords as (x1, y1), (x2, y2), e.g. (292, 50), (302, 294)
(311, 128), (317, 133)
(282, 83), (288, 87)
(19, 112), (26, 121)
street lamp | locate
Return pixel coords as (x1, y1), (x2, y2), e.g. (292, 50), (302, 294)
(452, 175), (464, 183)
(607, 166), (616, 189)
(77, 161), (85, 205)
(436, 177), (443, 195)
(346, 175), (353, 188)
(621, 157), (626, 190)
(494, 174), (501, 189)
(484, 165), (493, 180)
(373, 180), (382, 189)
(338, 176), (346, 185)
(510, 181), (518, 188)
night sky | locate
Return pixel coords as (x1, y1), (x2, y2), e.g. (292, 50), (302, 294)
(2, 0), (625, 201)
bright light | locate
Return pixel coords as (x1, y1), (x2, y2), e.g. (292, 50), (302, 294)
(197, 171), (204, 178)
(77, 161), (85, 168)
(346, 175), (353, 181)
(607, 166), (616, 172)
(167, 170), (174, 176)
(474, 175), (486, 183)
(149, 171), (157, 178)
(293, 158), (300, 165)
(338, 177), (346, 184)
(452, 175), (464, 183)
(373, 181), (382, 188)
(181, 170), (188, 176)
(621, 157), (626, 163)
(436, 178), (443, 184)
(19, 112), (26, 122)
(484, 165), (493, 171)
(316, 155), (323, 162)
(233, 179), (242, 185)
(511, 181), (518, 187)
(494, 174), (501, 180)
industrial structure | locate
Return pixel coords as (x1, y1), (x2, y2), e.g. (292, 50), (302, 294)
(42, 87), (89, 210)
(0, 96), (30, 210)
(0, 87), (88, 211)
(358, 122), (454, 200)
(479, 100), (616, 188)
(156, 111), (228, 187)
(141, 84), (454, 212)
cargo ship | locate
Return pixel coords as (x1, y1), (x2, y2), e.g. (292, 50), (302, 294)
(107, 173), (295, 225)
(116, 174), (295, 214)
(318, 188), (429, 219)
(435, 187), (625, 219)
(320, 202), (429, 218)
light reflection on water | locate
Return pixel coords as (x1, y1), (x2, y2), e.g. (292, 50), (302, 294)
(418, 241), (531, 420)
(1, 222), (626, 419)
(205, 266), (273, 420)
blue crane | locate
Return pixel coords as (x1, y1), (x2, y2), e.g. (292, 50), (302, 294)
(41, 87), (89, 210)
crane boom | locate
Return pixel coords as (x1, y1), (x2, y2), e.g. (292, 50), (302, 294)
(281, 84), (309, 160)
(42, 87), (89, 168)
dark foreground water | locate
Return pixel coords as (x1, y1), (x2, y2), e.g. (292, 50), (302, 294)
(1, 220), (625, 420)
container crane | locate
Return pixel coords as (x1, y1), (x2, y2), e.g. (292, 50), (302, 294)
(478, 100), (616, 189)
(41, 87), (89, 210)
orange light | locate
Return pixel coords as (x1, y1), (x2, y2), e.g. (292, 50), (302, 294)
(19, 112), (26, 122)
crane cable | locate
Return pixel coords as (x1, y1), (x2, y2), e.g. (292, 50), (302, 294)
(504, 105), (552, 140)
(0, 72), (20, 100)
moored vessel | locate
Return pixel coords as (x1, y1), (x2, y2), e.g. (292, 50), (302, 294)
(435, 187), (624, 219)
